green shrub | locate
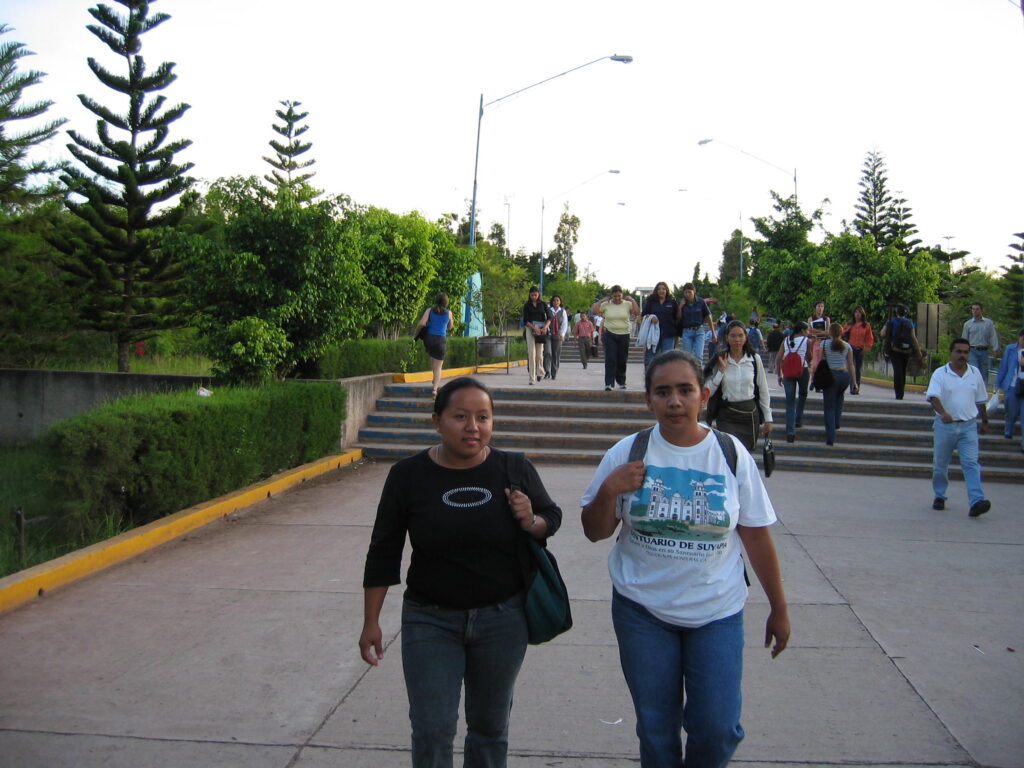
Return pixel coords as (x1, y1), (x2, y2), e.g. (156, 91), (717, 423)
(318, 335), (527, 379)
(45, 382), (346, 536)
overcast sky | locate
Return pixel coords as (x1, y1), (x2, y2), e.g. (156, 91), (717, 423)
(5, 0), (1023, 290)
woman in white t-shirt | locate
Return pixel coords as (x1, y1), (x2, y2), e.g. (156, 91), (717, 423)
(581, 349), (789, 768)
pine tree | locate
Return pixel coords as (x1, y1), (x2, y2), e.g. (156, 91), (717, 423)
(853, 150), (893, 246)
(0, 24), (67, 206)
(1002, 232), (1024, 327)
(52, 0), (193, 372)
(263, 100), (316, 190)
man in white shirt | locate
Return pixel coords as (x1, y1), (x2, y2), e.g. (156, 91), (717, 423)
(925, 337), (991, 517)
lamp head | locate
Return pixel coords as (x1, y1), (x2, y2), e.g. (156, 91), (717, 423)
(610, 54), (633, 63)
(698, 139), (714, 146)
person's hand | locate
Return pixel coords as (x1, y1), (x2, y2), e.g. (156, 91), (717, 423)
(650, 316), (659, 324)
(979, 421), (989, 435)
(359, 622), (384, 666)
(765, 608), (790, 658)
(762, 422), (772, 436)
(505, 487), (535, 530)
(940, 413), (953, 424)
(602, 460), (646, 497)
(718, 353), (728, 373)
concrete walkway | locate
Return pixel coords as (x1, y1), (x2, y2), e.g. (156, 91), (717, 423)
(1, 359), (1021, 768)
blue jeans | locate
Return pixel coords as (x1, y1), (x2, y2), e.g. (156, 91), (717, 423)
(611, 590), (744, 768)
(605, 331), (630, 387)
(782, 369), (809, 435)
(932, 417), (985, 506)
(680, 328), (706, 360)
(401, 593), (528, 768)
(1005, 388), (1024, 448)
(969, 349), (991, 385)
(644, 334), (677, 367)
(822, 369), (851, 443)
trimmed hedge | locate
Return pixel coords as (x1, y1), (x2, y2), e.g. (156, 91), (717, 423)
(45, 382), (346, 535)
(319, 335), (527, 379)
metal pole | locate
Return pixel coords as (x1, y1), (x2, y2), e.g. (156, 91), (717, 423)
(465, 94), (484, 329)
(539, 197), (546, 294)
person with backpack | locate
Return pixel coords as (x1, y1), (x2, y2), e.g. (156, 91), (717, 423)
(703, 320), (773, 451)
(776, 321), (811, 442)
(881, 306), (923, 400)
(580, 349), (789, 768)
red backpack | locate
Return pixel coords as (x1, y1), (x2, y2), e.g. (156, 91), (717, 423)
(781, 337), (806, 380)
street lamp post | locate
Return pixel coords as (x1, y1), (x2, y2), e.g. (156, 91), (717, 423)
(465, 54), (632, 330)
(698, 138), (798, 201)
(539, 169), (620, 291)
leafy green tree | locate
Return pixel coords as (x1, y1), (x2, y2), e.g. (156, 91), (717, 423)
(476, 240), (527, 335)
(1000, 232), (1023, 328)
(718, 229), (749, 285)
(548, 203), (581, 281)
(350, 206), (438, 339)
(748, 192), (827, 319)
(51, 0), (193, 372)
(0, 24), (67, 207)
(263, 100), (316, 191)
(177, 179), (367, 382)
(543, 276), (602, 319)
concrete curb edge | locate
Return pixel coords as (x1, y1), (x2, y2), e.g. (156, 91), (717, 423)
(0, 450), (364, 615)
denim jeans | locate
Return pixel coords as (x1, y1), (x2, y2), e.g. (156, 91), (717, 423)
(1005, 388), (1024, 448)
(605, 331), (630, 387)
(851, 347), (864, 387)
(932, 417), (985, 506)
(822, 369), (851, 443)
(401, 593), (528, 768)
(782, 369), (809, 435)
(611, 591), (744, 768)
(644, 334), (677, 367)
(680, 328), (706, 360)
(969, 349), (991, 385)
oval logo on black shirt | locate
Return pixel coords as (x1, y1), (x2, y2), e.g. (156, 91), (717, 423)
(442, 487), (493, 508)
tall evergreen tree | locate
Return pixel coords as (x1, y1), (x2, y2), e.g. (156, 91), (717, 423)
(0, 24), (67, 206)
(853, 150), (893, 246)
(1002, 232), (1024, 327)
(52, 0), (193, 372)
(549, 203), (580, 281)
(263, 100), (315, 190)
(718, 229), (748, 285)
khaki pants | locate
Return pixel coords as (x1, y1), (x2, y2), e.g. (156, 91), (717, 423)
(526, 330), (546, 380)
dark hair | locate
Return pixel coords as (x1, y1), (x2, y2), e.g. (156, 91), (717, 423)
(550, 294), (562, 304)
(433, 292), (449, 313)
(645, 349), (704, 393)
(1018, 328), (1024, 338)
(610, 284), (623, 294)
(850, 305), (867, 327)
(433, 377), (493, 416)
(653, 281), (669, 295)
(724, 319), (756, 355)
(895, 305), (909, 317)
(682, 282), (695, 292)
(949, 337), (970, 352)
(528, 286), (540, 294)
(828, 322), (847, 353)
(971, 301), (983, 310)
(703, 320), (756, 379)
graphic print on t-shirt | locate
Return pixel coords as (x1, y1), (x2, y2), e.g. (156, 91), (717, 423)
(623, 465), (730, 541)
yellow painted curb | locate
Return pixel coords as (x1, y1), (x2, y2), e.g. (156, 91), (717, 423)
(861, 375), (926, 393)
(0, 450), (363, 616)
(393, 361), (527, 383)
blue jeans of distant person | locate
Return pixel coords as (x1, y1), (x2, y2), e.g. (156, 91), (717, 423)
(644, 334), (677, 367)
(969, 348), (991, 386)
(401, 593), (528, 768)
(612, 590), (744, 768)
(605, 331), (631, 387)
(783, 368), (809, 436)
(680, 327), (706, 360)
(1004, 387), (1024, 448)
(822, 369), (851, 444)
(931, 417), (985, 507)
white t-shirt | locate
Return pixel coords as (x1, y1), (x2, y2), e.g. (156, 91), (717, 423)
(925, 363), (987, 421)
(580, 425), (776, 627)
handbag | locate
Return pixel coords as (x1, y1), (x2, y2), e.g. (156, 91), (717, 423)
(506, 451), (572, 645)
(523, 537), (573, 645)
(414, 325), (427, 342)
(811, 358), (834, 390)
(705, 386), (723, 421)
(762, 437), (776, 477)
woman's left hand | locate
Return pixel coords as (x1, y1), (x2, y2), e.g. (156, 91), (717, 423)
(506, 487), (536, 530)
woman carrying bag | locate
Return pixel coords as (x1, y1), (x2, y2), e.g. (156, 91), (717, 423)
(811, 324), (857, 446)
(415, 292), (454, 397)
(703, 320), (773, 451)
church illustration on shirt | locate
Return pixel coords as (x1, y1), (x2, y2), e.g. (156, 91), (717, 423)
(627, 467), (730, 539)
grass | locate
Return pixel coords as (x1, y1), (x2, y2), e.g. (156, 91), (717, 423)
(26, 354), (214, 376)
(0, 444), (128, 579)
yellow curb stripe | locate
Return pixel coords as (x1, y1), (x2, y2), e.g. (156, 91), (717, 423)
(0, 450), (363, 616)
(860, 376), (926, 392)
(393, 361), (527, 383)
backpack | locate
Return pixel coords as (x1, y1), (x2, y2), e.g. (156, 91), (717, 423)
(890, 317), (914, 353)
(781, 337), (806, 380)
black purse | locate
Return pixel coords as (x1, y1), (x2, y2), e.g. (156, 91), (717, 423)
(705, 386), (723, 421)
(812, 358), (834, 390)
(414, 325), (427, 342)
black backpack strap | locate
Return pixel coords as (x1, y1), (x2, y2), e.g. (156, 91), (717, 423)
(711, 428), (738, 477)
(628, 427), (654, 463)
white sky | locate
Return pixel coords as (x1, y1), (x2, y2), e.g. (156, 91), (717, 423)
(4, 0), (1023, 289)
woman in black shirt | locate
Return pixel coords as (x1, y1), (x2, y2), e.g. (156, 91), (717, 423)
(360, 377), (562, 768)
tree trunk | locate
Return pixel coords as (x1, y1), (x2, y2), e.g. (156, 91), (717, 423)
(118, 341), (130, 373)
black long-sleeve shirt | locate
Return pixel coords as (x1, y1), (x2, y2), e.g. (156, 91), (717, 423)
(363, 448), (562, 608)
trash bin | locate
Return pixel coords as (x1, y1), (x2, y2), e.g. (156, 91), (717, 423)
(477, 336), (507, 358)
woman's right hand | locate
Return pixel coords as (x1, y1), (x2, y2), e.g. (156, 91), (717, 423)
(359, 622), (384, 666)
(602, 460), (646, 497)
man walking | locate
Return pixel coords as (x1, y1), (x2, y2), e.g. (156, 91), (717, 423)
(925, 338), (991, 517)
(676, 283), (715, 360)
(962, 302), (1000, 385)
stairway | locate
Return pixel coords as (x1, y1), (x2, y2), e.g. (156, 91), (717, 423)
(357, 384), (1023, 484)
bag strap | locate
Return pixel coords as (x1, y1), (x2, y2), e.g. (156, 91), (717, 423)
(506, 450), (527, 493)
(628, 425), (736, 477)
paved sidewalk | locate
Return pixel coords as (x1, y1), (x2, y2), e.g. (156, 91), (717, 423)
(1, 358), (1021, 768)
